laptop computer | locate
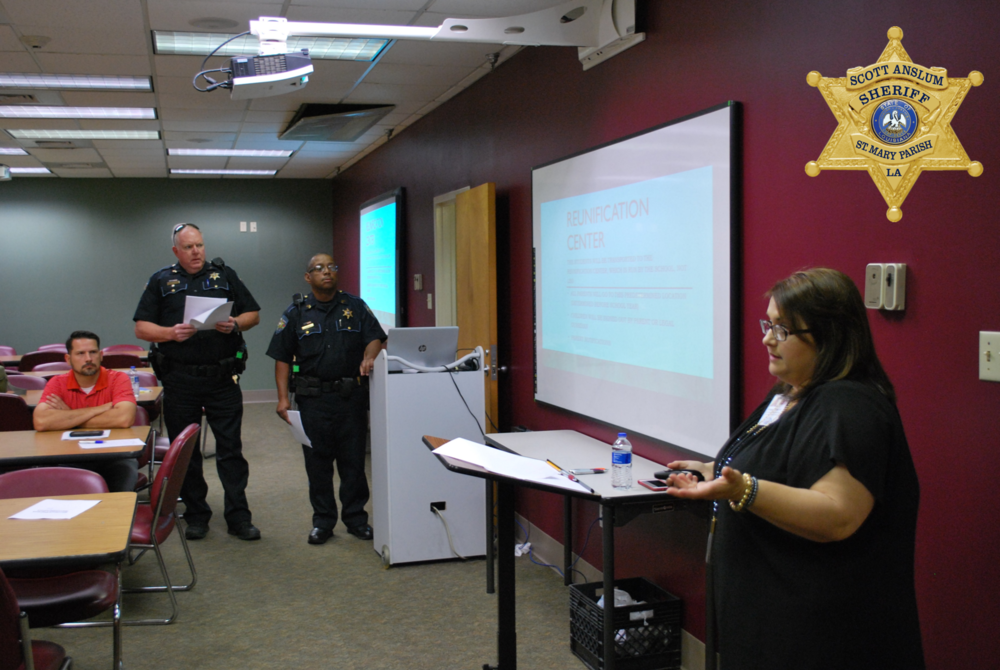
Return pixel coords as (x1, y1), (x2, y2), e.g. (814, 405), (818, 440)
(386, 327), (460, 372)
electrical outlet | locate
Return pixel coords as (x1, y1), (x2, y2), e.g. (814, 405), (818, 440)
(981, 331), (1000, 382)
(430, 501), (446, 512)
(250, 221), (257, 232)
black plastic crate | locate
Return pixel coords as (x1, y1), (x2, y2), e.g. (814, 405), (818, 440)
(569, 577), (682, 670)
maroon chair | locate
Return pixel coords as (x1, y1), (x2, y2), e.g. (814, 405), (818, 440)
(0, 568), (70, 670)
(0, 469), (121, 669)
(131, 407), (155, 491)
(30, 363), (70, 373)
(102, 345), (144, 354)
(18, 352), (68, 373)
(99, 355), (142, 370)
(6, 376), (47, 392)
(134, 371), (161, 427)
(0, 394), (34, 432)
(0, 346), (15, 356)
(35, 345), (66, 353)
(125, 423), (200, 625)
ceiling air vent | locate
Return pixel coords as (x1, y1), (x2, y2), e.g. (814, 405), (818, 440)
(279, 104), (395, 142)
(0, 94), (39, 103)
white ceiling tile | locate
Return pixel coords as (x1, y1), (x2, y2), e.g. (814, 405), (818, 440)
(97, 148), (166, 158)
(243, 110), (293, 123)
(168, 156), (229, 169)
(225, 156), (291, 169)
(2, 0), (144, 28)
(49, 167), (114, 178)
(30, 148), (103, 162)
(299, 143), (359, 153)
(345, 81), (449, 103)
(91, 139), (165, 149)
(365, 62), (475, 86)
(0, 25), (26, 52)
(157, 90), (249, 110)
(146, 1), (283, 32)
(0, 155), (44, 167)
(57, 91), (158, 107)
(111, 167), (170, 177)
(0, 52), (42, 71)
(77, 120), (162, 131)
(162, 120), (243, 132)
(232, 133), (303, 150)
(153, 55), (213, 79)
(163, 131), (237, 142)
(160, 108), (245, 122)
(238, 122), (284, 134)
(14, 23), (148, 56)
(34, 54), (153, 75)
(0, 118), (83, 129)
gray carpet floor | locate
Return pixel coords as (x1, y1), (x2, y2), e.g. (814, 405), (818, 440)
(37, 403), (586, 669)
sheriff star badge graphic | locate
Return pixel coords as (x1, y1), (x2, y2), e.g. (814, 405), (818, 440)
(805, 27), (983, 222)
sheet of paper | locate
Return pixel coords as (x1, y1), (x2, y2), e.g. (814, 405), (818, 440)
(62, 430), (111, 441)
(183, 296), (233, 330)
(9, 498), (101, 520)
(78, 439), (146, 449)
(286, 411), (312, 447)
(434, 438), (592, 494)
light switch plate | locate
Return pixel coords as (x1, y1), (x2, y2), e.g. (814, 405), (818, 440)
(884, 263), (906, 311)
(981, 331), (1000, 382)
(240, 221), (247, 232)
(413, 273), (423, 291)
(427, 293), (433, 310)
(865, 263), (884, 309)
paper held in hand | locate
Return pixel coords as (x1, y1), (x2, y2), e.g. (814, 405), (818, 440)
(433, 438), (594, 494)
(183, 296), (233, 330)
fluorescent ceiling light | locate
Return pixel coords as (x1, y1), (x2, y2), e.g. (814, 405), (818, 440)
(0, 148), (29, 155)
(0, 107), (156, 119)
(8, 130), (161, 140)
(153, 31), (388, 61)
(0, 74), (152, 90)
(168, 148), (292, 157)
(171, 169), (276, 175)
(10, 167), (52, 174)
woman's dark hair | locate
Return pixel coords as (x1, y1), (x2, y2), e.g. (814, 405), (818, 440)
(767, 268), (895, 403)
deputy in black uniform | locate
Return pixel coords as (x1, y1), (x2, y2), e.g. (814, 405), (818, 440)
(134, 223), (262, 541)
(267, 253), (386, 545)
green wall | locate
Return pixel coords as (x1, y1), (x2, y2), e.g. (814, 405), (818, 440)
(0, 178), (333, 391)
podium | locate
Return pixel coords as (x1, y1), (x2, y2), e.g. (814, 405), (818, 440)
(369, 349), (487, 565)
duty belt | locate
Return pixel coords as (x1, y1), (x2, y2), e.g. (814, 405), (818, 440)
(171, 358), (237, 378)
(294, 375), (363, 397)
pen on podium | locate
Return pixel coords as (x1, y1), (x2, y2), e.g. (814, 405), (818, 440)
(546, 459), (596, 495)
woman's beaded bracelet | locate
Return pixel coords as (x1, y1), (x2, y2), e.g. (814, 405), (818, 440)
(729, 472), (754, 512)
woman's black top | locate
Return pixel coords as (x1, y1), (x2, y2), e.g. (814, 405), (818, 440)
(713, 380), (924, 670)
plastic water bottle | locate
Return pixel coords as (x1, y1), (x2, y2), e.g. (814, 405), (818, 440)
(129, 366), (140, 399)
(612, 432), (632, 489)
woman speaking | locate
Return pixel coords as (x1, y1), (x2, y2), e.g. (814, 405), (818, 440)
(667, 268), (924, 670)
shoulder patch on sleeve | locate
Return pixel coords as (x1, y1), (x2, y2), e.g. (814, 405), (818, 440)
(275, 315), (288, 333)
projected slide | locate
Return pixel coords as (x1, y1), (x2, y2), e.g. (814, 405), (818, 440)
(360, 195), (398, 331)
(532, 103), (737, 458)
(541, 167), (713, 379)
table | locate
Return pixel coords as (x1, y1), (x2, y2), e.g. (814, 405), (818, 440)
(24, 386), (163, 409)
(431, 430), (696, 670)
(0, 426), (149, 468)
(0, 492), (137, 569)
(0, 492), (137, 670)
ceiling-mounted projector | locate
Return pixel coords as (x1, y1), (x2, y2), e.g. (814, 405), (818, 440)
(229, 52), (313, 100)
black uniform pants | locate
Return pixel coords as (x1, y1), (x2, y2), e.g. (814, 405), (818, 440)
(296, 388), (369, 531)
(163, 370), (252, 529)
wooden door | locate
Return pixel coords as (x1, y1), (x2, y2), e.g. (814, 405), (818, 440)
(455, 183), (498, 432)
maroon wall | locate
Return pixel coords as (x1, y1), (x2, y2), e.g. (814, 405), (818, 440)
(331, 2), (1000, 666)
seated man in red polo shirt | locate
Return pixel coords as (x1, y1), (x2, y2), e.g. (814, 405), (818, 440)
(33, 330), (139, 491)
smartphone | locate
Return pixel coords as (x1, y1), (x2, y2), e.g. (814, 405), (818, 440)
(638, 479), (669, 492)
(654, 469), (705, 482)
(68, 430), (104, 438)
